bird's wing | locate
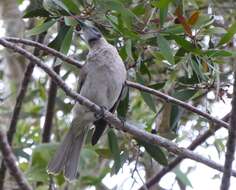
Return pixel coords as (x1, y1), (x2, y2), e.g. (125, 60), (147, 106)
(91, 84), (126, 145)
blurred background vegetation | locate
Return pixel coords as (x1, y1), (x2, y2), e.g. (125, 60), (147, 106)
(0, 0), (236, 189)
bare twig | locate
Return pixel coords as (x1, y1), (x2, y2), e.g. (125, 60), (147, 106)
(126, 81), (229, 129)
(42, 61), (61, 143)
(139, 113), (231, 190)
(2, 37), (230, 130)
(4, 37), (83, 69)
(220, 71), (236, 190)
(0, 130), (32, 190)
(0, 33), (46, 189)
(0, 39), (235, 177)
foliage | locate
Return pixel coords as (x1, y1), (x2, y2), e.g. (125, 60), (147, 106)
(1, 0), (236, 189)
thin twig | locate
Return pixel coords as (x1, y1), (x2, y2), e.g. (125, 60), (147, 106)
(0, 39), (235, 177)
(4, 37), (82, 69)
(126, 81), (229, 129)
(42, 61), (61, 143)
(2, 37), (230, 130)
(0, 130), (32, 190)
(0, 33), (46, 189)
(139, 113), (231, 190)
(220, 70), (236, 190)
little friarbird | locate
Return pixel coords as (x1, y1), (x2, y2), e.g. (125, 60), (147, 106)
(47, 23), (127, 181)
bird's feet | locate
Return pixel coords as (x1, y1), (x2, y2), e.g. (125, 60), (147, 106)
(95, 106), (107, 120)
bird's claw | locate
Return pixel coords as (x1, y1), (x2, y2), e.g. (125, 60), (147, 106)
(95, 106), (107, 120)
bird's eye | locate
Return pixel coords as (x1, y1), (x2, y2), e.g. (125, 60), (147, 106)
(75, 24), (82, 31)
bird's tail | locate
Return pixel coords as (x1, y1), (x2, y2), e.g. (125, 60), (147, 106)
(47, 121), (87, 181)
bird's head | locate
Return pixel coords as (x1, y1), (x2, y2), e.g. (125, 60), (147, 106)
(75, 22), (102, 46)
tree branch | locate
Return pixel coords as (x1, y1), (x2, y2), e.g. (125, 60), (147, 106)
(220, 70), (236, 190)
(0, 130), (32, 190)
(42, 61), (61, 143)
(4, 37), (83, 69)
(127, 81), (229, 129)
(0, 34), (46, 189)
(2, 37), (230, 130)
(0, 38), (235, 178)
(139, 113), (231, 190)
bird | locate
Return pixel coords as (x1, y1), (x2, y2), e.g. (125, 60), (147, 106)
(47, 22), (127, 181)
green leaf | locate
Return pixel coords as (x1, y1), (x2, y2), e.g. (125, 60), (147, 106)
(218, 22), (236, 46)
(204, 50), (233, 58)
(26, 143), (58, 182)
(63, 0), (80, 13)
(95, 148), (112, 159)
(159, 5), (168, 27)
(137, 139), (168, 166)
(108, 129), (121, 174)
(174, 167), (193, 187)
(152, 0), (173, 8)
(125, 39), (133, 60)
(148, 82), (166, 90)
(117, 88), (129, 118)
(97, 0), (136, 29)
(132, 4), (145, 16)
(170, 89), (197, 131)
(171, 35), (202, 55)
(152, 0), (172, 26)
(23, 8), (50, 18)
(26, 19), (57, 36)
(157, 34), (175, 64)
(172, 89), (197, 101)
(136, 73), (157, 112)
(60, 27), (73, 54)
(48, 25), (72, 53)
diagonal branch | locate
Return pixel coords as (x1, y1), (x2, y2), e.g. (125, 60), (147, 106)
(0, 130), (32, 190)
(0, 34), (46, 189)
(0, 38), (235, 178)
(220, 70), (236, 190)
(139, 113), (231, 190)
(4, 37), (83, 69)
(2, 37), (230, 130)
(127, 81), (229, 129)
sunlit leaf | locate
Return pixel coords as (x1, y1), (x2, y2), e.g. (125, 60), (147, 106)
(218, 22), (236, 46)
(137, 139), (168, 166)
(108, 129), (121, 174)
(26, 19), (56, 36)
(157, 34), (175, 64)
(174, 167), (193, 187)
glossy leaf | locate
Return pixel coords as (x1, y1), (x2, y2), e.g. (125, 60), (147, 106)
(136, 73), (157, 112)
(218, 22), (236, 46)
(117, 87), (129, 118)
(171, 35), (202, 55)
(174, 167), (193, 187)
(137, 139), (168, 165)
(108, 129), (121, 174)
(26, 19), (56, 36)
(157, 34), (175, 64)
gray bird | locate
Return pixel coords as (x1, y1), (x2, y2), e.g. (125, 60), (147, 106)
(47, 23), (127, 181)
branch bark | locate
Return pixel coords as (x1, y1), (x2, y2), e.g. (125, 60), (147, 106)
(220, 70), (236, 190)
(42, 61), (61, 143)
(0, 38), (235, 178)
(2, 37), (230, 130)
(139, 113), (231, 190)
(0, 130), (32, 190)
